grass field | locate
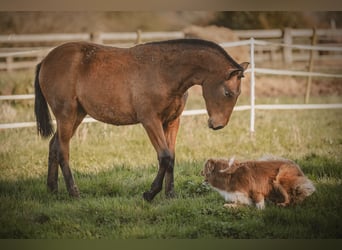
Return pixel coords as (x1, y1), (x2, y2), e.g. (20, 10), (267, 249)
(0, 70), (342, 239)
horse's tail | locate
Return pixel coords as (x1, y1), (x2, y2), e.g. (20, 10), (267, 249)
(34, 63), (54, 138)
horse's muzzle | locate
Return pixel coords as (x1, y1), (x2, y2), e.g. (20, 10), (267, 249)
(208, 118), (224, 130)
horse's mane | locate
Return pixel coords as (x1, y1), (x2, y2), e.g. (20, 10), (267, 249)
(145, 39), (243, 70)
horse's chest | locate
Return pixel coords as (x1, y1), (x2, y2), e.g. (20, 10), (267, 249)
(161, 97), (185, 123)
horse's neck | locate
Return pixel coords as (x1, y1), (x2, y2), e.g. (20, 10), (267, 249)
(134, 44), (225, 95)
(174, 69), (204, 94)
(163, 51), (217, 95)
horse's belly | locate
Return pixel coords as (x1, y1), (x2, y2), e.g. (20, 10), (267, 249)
(89, 110), (138, 125)
(80, 99), (138, 126)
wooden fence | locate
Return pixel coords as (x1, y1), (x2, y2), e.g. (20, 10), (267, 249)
(0, 28), (341, 71)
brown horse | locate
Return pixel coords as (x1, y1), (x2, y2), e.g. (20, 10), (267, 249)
(34, 39), (249, 201)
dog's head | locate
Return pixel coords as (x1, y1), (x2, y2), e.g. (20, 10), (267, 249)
(201, 159), (216, 183)
(201, 157), (236, 184)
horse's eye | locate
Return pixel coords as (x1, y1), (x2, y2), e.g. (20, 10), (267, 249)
(224, 90), (234, 98)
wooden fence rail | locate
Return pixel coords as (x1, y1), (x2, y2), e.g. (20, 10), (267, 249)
(0, 28), (341, 71)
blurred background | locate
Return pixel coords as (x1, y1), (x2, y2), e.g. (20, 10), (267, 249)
(0, 11), (341, 33)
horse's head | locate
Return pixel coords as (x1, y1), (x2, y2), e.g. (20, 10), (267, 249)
(203, 62), (249, 130)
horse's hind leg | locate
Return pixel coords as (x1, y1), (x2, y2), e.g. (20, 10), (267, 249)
(47, 133), (59, 193)
(56, 107), (86, 197)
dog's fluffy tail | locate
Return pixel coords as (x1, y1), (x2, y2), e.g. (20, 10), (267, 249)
(293, 177), (315, 203)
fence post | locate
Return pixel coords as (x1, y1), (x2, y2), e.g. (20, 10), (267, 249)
(90, 32), (102, 44)
(6, 56), (13, 72)
(305, 28), (317, 104)
(136, 29), (142, 44)
(283, 28), (293, 64)
(250, 37), (256, 135)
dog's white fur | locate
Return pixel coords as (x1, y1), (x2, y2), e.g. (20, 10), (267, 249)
(202, 157), (315, 209)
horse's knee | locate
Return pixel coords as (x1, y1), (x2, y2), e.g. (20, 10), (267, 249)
(159, 150), (174, 172)
(159, 150), (171, 163)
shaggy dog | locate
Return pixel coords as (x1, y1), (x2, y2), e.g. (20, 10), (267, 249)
(201, 157), (315, 209)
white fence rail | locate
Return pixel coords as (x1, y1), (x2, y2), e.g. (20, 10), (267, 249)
(1, 29), (340, 44)
(1, 38), (342, 132)
(1, 28), (342, 70)
(242, 38), (342, 133)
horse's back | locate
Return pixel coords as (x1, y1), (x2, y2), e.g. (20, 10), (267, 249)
(40, 42), (123, 75)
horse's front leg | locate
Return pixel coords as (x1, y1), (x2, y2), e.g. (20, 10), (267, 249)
(163, 117), (180, 198)
(142, 120), (171, 202)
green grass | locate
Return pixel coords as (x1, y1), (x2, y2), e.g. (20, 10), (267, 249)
(0, 71), (342, 239)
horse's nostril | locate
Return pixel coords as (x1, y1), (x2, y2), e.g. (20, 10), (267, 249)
(208, 118), (224, 130)
(213, 125), (224, 130)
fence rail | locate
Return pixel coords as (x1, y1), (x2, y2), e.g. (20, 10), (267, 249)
(1, 104), (342, 130)
(1, 28), (342, 70)
(1, 37), (342, 132)
(2, 29), (340, 44)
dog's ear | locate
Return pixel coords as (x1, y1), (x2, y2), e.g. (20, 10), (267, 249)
(204, 159), (216, 175)
(220, 157), (238, 174)
(228, 156), (235, 167)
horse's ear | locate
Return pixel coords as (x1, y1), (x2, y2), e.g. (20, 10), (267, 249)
(240, 62), (249, 71)
(227, 68), (238, 75)
(226, 68), (240, 80)
(226, 63), (249, 79)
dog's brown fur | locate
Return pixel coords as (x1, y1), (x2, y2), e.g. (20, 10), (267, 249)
(201, 157), (315, 209)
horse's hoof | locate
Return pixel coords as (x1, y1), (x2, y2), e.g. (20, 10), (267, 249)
(70, 192), (80, 198)
(143, 191), (154, 202)
(47, 186), (58, 194)
(165, 190), (176, 199)
(69, 186), (80, 198)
